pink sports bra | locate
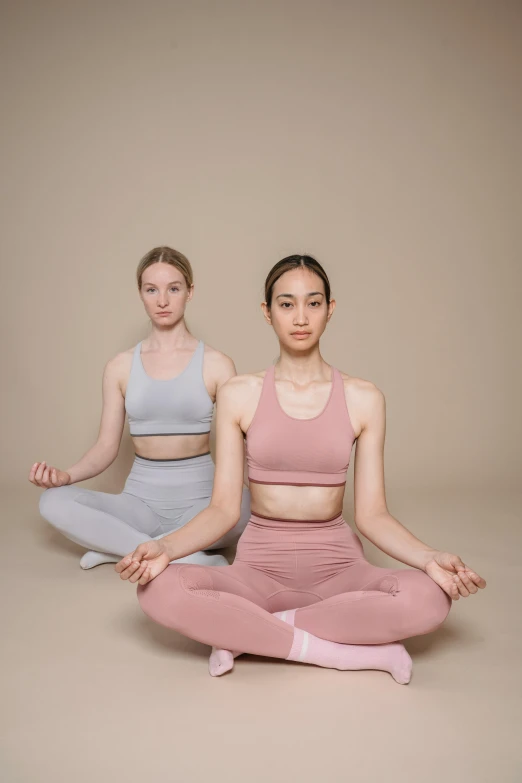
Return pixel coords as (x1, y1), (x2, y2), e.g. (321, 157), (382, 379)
(246, 365), (356, 487)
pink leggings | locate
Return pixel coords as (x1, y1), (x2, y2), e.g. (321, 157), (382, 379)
(138, 514), (451, 658)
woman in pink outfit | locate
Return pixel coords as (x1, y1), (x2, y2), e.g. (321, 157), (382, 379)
(116, 255), (486, 684)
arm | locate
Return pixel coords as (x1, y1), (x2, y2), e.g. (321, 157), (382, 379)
(116, 378), (246, 582)
(214, 354), (237, 393)
(204, 348), (238, 400)
(353, 384), (435, 571)
(353, 384), (486, 598)
(65, 357), (126, 482)
(29, 356), (126, 487)
(163, 379), (245, 557)
(210, 352), (250, 485)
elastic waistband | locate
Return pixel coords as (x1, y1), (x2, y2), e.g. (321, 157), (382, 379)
(249, 511), (345, 531)
(131, 430), (211, 437)
(133, 451), (212, 467)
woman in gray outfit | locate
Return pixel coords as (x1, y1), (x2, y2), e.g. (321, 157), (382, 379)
(29, 246), (250, 569)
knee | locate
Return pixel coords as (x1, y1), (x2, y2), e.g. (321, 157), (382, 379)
(137, 565), (211, 630)
(137, 570), (177, 628)
(398, 571), (451, 637)
(38, 486), (73, 524)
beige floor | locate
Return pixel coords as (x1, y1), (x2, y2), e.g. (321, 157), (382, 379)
(2, 486), (520, 783)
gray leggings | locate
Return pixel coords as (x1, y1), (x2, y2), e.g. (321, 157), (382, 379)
(39, 453), (250, 560)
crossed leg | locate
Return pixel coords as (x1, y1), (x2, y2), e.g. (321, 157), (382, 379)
(137, 558), (450, 681)
(291, 561), (452, 644)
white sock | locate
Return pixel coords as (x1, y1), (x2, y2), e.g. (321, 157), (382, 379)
(80, 551), (120, 570)
(171, 551), (229, 567)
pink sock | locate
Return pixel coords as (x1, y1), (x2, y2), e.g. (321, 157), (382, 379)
(209, 608), (410, 683)
(208, 647), (242, 677)
(286, 627), (412, 684)
(276, 609), (411, 683)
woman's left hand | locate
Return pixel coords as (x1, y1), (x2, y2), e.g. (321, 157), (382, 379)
(423, 552), (487, 600)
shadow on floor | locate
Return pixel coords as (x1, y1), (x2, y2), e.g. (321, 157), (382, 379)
(34, 519), (85, 557)
(113, 609), (209, 659)
(405, 620), (482, 656)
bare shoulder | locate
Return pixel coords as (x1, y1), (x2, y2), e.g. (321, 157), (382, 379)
(219, 371), (265, 400)
(104, 347), (134, 387)
(339, 372), (385, 434)
(217, 371), (265, 430)
(340, 371), (383, 402)
(203, 343), (236, 375)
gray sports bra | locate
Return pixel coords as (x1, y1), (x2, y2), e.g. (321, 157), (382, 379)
(125, 340), (214, 436)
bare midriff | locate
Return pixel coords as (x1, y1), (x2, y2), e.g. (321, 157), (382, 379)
(132, 433), (211, 461)
(249, 482), (345, 521)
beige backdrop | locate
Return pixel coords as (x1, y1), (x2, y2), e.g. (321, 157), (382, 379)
(2, 0), (521, 496)
(3, 4), (522, 782)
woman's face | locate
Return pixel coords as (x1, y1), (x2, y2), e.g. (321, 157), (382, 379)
(139, 263), (193, 328)
(262, 267), (335, 351)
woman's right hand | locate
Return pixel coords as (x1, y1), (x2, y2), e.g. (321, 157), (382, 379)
(29, 462), (71, 488)
(115, 541), (170, 585)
